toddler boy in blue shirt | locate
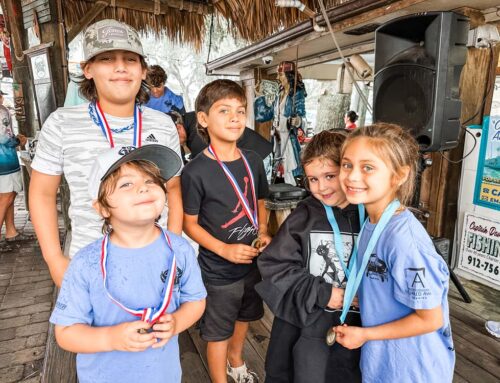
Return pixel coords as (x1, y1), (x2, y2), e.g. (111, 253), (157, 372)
(50, 144), (206, 383)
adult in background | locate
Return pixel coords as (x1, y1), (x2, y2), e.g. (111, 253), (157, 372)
(146, 65), (186, 115)
(0, 90), (28, 251)
(344, 110), (358, 131)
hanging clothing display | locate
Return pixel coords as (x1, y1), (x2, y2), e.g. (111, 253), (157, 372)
(270, 61), (307, 186)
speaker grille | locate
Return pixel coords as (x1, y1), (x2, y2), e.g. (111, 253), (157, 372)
(374, 64), (435, 148)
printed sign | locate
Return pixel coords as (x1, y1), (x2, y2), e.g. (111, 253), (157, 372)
(458, 213), (500, 286)
(474, 116), (500, 211)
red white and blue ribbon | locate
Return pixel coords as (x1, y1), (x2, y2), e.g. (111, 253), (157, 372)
(94, 101), (142, 148)
(208, 145), (258, 230)
(100, 226), (176, 325)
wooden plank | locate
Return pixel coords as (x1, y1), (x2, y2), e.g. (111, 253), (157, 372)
(247, 320), (271, 361)
(21, 0), (48, 12)
(448, 279), (500, 320)
(452, 373), (469, 383)
(41, 288), (77, 383)
(178, 331), (211, 383)
(187, 326), (208, 371)
(454, 353), (499, 383)
(451, 316), (499, 363)
(453, 332), (500, 380)
(187, 323), (266, 380)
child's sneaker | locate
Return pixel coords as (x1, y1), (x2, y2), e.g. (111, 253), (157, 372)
(485, 321), (500, 338)
(227, 361), (259, 383)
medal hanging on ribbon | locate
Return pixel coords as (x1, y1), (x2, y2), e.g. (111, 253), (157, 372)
(324, 200), (400, 346)
(323, 203), (365, 346)
(100, 226), (176, 330)
(208, 145), (259, 231)
(93, 101), (142, 148)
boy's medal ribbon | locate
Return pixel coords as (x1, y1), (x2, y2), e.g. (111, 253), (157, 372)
(100, 226), (176, 330)
(93, 101), (142, 148)
(322, 203), (365, 279)
(325, 200), (400, 346)
(208, 145), (258, 231)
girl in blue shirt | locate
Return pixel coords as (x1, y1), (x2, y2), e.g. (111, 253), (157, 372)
(335, 123), (455, 383)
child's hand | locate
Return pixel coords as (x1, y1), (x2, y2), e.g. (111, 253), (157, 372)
(151, 314), (176, 349)
(327, 287), (344, 309)
(352, 295), (359, 308)
(257, 233), (272, 251)
(110, 320), (156, 352)
(16, 134), (27, 147)
(220, 243), (259, 264)
(334, 324), (367, 349)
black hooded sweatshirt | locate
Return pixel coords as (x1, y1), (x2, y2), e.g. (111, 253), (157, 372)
(256, 196), (362, 383)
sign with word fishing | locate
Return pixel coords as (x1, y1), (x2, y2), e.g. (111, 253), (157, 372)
(458, 212), (500, 287)
(474, 116), (500, 211)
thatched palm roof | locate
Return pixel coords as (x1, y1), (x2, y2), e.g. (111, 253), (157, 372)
(63, 0), (344, 48)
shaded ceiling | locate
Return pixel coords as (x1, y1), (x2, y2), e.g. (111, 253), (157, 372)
(63, 0), (345, 49)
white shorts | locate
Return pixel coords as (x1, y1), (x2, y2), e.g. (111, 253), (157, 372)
(0, 171), (23, 193)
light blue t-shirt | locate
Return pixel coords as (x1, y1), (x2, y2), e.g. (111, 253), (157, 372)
(50, 230), (206, 383)
(146, 87), (186, 115)
(357, 209), (455, 383)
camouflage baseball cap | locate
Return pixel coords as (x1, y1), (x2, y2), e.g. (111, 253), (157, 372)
(83, 19), (145, 61)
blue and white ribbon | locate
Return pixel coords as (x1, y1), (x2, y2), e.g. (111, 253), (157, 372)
(92, 101), (142, 148)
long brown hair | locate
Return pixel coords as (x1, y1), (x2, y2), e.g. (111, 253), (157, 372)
(341, 123), (419, 206)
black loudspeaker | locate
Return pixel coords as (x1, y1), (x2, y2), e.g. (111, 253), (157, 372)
(373, 12), (469, 151)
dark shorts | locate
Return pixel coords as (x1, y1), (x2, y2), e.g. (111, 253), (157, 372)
(200, 267), (264, 341)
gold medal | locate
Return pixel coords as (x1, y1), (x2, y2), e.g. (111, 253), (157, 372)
(138, 328), (149, 334)
(251, 238), (262, 249)
(326, 327), (336, 346)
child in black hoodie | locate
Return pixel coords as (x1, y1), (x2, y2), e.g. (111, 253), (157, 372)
(256, 130), (362, 383)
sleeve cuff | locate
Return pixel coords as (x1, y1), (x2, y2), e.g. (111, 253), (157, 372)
(316, 282), (332, 309)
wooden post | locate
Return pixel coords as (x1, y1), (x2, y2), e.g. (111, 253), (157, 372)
(1, 0), (38, 137)
(39, 0), (68, 107)
(422, 45), (500, 240)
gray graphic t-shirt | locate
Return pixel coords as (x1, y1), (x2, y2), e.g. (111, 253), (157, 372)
(32, 103), (182, 257)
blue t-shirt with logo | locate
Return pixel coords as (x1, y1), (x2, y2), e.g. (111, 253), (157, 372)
(50, 230), (206, 383)
(356, 209), (455, 383)
(146, 87), (186, 115)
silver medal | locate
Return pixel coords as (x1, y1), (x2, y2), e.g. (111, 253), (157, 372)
(326, 328), (336, 346)
(251, 238), (262, 249)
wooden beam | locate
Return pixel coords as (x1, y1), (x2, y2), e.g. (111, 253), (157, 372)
(67, 0), (108, 43)
(454, 7), (485, 28)
(83, 0), (210, 14)
(2, 0), (25, 61)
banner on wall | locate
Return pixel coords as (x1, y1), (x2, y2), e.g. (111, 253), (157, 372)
(458, 212), (500, 287)
(474, 116), (500, 211)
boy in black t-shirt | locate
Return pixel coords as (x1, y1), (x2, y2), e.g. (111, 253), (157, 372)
(182, 80), (270, 383)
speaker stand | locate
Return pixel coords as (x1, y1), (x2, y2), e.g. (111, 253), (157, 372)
(414, 154), (472, 303)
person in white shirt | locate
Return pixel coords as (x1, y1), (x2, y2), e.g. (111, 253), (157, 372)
(30, 19), (183, 286)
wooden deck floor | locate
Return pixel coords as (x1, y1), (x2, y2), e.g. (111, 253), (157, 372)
(179, 278), (500, 383)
